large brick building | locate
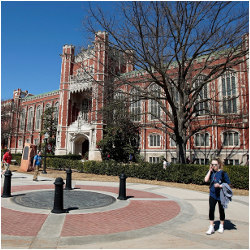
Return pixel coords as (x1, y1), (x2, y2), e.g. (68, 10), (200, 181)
(2, 32), (249, 165)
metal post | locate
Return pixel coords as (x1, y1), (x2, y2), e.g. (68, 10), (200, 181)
(2, 170), (12, 198)
(65, 168), (73, 190)
(42, 138), (47, 174)
(51, 177), (65, 213)
(117, 173), (127, 200)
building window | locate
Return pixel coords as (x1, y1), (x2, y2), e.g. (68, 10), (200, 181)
(149, 157), (160, 163)
(223, 131), (239, 146)
(81, 99), (90, 121)
(170, 82), (179, 112)
(222, 72), (237, 113)
(150, 84), (161, 120)
(20, 109), (26, 130)
(171, 157), (177, 163)
(170, 138), (176, 147)
(34, 139), (39, 145)
(46, 103), (51, 109)
(18, 139), (23, 148)
(35, 106), (42, 130)
(193, 158), (209, 165)
(149, 134), (161, 147)
(194, 75), (209, 115)
(115, 91), (125, 101)
(194, 133), (209, 147)
(113, 91), (126, 120)
(27, 107), (34, 131)
(54, 102), (59, 124)
(224, 159), (239, 165)
(130, 89), (141, 121)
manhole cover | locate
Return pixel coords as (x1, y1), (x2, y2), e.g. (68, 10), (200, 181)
(12, 190), (116, 210)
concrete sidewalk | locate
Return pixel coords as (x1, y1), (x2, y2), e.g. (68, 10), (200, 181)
(1, 171), (249, 249)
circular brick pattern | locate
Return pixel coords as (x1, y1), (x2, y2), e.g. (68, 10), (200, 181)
(12, 190), (116, 210)
(2, 184), (181, 237)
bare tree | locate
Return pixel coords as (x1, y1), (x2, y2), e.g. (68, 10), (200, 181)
(85, 1), (248, 163)
(1, 100), (16, 149)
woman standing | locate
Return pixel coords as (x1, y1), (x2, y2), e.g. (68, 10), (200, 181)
(204, 158), (231, 235)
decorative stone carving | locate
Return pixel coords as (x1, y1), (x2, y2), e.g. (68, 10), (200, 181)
(69, 71), (93, 93)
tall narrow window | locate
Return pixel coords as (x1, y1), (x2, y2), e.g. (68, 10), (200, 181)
(27, 107), (34, 131)
(170, 81), (179, 113)
(82, 99), (89, 121)
(18, 139), (23, 148)
(35, 106), (42, 130)
(114, 91), (126, 119)
(194, 75), (209, 115)
(130, 89), (141, 121)
(54, 102), (59, 124)
(150, 85), (161, 120)
(222, 72), (237, 113)
(20, 109), (26, 130)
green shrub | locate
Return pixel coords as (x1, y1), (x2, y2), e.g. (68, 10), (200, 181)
(47, 154), (82, 160)
(80, 161), (248, 190)
(11, 153), (22, 165)
(32, 157), (248, 190)
(223, 165), (249, 190)
(46, 157), (84, 172)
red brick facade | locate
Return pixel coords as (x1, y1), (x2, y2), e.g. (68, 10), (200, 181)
(3, 32), (249, 165)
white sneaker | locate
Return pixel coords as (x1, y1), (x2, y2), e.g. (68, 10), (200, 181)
(218, 224), (224, 233)
(206, 225), (215, 235)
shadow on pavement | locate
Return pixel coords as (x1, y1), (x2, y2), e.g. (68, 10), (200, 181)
(214, 220), (237, 231)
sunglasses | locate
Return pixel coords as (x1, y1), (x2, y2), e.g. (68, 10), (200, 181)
(212, 164), (218, 166)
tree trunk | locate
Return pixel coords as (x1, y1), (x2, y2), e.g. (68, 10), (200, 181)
(176, 137), (187, 164)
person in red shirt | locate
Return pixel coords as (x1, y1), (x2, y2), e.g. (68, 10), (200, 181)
(2, 149), (12, 174)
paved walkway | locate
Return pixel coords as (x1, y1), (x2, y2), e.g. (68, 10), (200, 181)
(1, 171), (249, 249)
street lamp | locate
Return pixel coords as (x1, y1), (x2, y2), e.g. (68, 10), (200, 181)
(42, 132), (49, 174)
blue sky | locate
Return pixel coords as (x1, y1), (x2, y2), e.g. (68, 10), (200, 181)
(2, 1), (249, 100)
(1, 1), (115, 100)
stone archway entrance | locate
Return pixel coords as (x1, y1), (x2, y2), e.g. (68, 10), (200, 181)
(74, 135), (89, 159)
(82, 140), (89, 159)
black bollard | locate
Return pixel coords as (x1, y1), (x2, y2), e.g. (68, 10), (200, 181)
(2, 170), (12, 198)
(117, 173), (127, 200)
(51, 177), (65, 213)
(65, 167), (73, 190)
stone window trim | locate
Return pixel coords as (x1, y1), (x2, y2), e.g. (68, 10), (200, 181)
(194, 132), (210, 147)
(18, 139), (23, 148)
(130, 88), (141, 122)
(148, 133), (161, 147)
(220, 71), (238, 114)
(222, 130), (240, 147)
(35, 105), (42, 131)
(149, 84), (161, 121)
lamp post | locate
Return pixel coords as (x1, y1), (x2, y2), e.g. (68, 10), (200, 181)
(42, 132), (49, 174)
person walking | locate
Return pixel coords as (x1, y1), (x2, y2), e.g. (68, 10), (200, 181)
(2, 149), (12, 174)
(204, 158), (231, 235)
(33, 151), (42, 181)
(163, 158), (167, 169)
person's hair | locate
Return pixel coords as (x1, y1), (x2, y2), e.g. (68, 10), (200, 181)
(211, 158), (223, 169)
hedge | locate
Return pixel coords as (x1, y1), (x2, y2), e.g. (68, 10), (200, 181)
(11, 153), (22, 165)
(81, 161), (248, 190)
(12, 156), (248, 190)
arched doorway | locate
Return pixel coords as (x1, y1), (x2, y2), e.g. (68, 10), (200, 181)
(74, 135), (89, 159)
(82, 140), (89, 159)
